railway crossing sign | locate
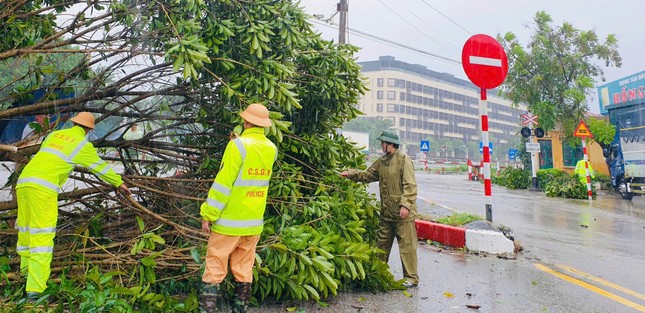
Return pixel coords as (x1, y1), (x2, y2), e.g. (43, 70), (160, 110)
(521, 113), (539, 125)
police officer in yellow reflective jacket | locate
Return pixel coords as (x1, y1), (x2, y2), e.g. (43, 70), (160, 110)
(16, 112), (131, 299)
(199, 103), (277, 313)
(575, 159), (595, 184)
(341, 130), (419, 288)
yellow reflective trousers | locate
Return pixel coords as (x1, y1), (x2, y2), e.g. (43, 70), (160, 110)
(16, 186), (58, 293)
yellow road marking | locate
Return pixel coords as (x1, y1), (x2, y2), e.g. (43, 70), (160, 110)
(535, 263), (645, 312)
(556, 264), (645, 302)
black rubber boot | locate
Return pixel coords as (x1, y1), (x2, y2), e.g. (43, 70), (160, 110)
(199, 283), (220, 312)
(231, 282), (251, 313)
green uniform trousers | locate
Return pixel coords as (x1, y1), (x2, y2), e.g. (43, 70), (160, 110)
(376, 219), (419, 285)
(16, 186), (58, 293)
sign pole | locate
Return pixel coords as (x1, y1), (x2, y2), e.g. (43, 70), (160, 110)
(529, 113), (539, 190)
(581, 139), (593, 200)
(480, 88), (492, 222)
(462, 34), (508, 223)
(573, 120), (594, 200)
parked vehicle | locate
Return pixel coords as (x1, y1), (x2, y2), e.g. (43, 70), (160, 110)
(599, 71), (645, 200)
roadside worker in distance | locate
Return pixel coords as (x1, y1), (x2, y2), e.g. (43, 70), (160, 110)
(574, 158), (595, 184)
(15, 112), (132, 300)
(199, 103), (277, 312)
(340, 130), (419, 288)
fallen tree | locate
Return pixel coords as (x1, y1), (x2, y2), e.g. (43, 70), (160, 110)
(0, 0), (397, 310)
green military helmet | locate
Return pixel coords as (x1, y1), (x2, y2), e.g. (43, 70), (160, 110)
(377, 130), (400, 145)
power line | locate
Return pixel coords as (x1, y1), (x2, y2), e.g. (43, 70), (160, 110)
(310, 19), (461, 66)
(375, 0), (443, 47)
(392, 1), (463, 52)
(419, 0), (472, 36)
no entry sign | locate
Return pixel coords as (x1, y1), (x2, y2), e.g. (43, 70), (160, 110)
(461, 34), (508, 89)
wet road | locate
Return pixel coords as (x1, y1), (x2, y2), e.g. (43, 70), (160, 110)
(414, 172), (645, 312)
(249, 172), (645, 312)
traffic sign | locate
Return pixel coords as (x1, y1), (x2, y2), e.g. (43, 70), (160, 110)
(525, 142), (540, 153)
(574, 121), (593, 138)
(508, 149), (518, 160)
(521, 113), (539, 125)
(461, 34), (509, 89)
(479, 142), (493, 154)
(420, 140), (430, 152)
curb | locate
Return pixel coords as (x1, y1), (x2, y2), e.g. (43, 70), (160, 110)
(415, 220), (515, 254)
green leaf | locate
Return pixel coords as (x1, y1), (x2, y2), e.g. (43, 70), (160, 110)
(141, 257), (156, 267)
(150, 234), (165, 244)
(135, 216), (145, 232)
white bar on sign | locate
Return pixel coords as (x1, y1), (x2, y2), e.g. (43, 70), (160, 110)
(469, 56), (502, 67)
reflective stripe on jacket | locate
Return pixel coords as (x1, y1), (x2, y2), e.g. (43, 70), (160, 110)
(17, 126), (123, 193)
(574, 160), (595, 183)
(200, 127), (277, 236)
(347, 149), (418, 222)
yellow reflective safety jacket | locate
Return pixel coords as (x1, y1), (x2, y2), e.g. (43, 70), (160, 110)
(200, 127), (277, 236)
(17, 126), (123, 194)
(574, 159), (595, 183)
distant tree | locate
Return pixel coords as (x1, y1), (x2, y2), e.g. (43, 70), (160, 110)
(453, 141), (467, 159)
(343, 116), (393, 151)
(586, 117), (615, 149)
(498, 11), (621, 144)
(466, 141), (480, 161)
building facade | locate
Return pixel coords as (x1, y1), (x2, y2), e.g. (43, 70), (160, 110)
(357, 56), (526, 158)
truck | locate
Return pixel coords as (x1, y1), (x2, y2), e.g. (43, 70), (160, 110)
(598, 70), (645, 200)
(340, 130), (370, 155)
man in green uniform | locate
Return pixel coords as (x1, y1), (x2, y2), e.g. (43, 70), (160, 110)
(341, 130), (419, 287)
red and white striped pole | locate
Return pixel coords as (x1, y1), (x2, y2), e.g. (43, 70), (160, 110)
(461, 34), (508, 222)
(467, 159), (472, 180)
(581, 139), (593, 200)
(480, 88), (492, 221)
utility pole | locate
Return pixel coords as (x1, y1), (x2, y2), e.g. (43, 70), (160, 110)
(528, 113), (539, 190)
(337, 0), (348, 44)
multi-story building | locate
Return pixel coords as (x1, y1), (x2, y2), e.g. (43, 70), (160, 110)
(357, 56), (526, 158)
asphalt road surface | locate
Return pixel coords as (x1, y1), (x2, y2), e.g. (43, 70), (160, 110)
(250, 172), (645, 313)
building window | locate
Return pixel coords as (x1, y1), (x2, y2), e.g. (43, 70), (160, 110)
(387, 116), (395, 125)
(377, 103), (383, 112)
(387, 91), (396, 100)
(388, 78), (405, 87)
(400, 118), (405, 126)
(562, 144), (583, 167)
(377, 78), (384, 87)
(387, 103), (398, 112)
(377, 91), (383, 100)
(539, 140), (554, 169)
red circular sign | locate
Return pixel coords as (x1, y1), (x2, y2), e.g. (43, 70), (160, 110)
(461, 34), (508, 89)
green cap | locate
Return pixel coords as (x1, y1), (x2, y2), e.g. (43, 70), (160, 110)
(377, 130), (400, 145)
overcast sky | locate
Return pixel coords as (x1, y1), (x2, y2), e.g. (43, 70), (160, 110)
(298, 0), (644, 113)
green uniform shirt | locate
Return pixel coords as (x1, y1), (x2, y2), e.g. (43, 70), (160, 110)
(347, 149), (418, 221)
